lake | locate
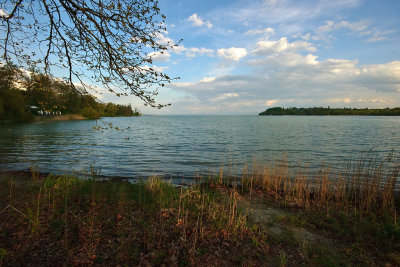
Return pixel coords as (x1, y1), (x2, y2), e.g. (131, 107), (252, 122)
(1, 116), (399, 181)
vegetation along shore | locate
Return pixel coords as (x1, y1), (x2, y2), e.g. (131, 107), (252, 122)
(0, 64), (141, 123)
(1, 154), (399, 266)
(259, 107), (400, 116)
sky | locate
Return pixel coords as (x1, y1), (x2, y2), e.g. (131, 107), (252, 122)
(3, 0), (400, 115)
(112, 0), (398, 115)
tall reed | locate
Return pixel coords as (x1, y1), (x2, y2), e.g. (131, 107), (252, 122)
(210, 152), (399, 218)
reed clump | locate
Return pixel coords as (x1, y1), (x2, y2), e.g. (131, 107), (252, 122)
(206, 152), (400, 261)
(212, 153), (399, 218)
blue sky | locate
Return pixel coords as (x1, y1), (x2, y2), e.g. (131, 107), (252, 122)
(4, 0), (399, 114)
(117, 0), (399, 115)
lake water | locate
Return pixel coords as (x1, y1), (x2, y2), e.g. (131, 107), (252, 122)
(0, 116), (399, 181)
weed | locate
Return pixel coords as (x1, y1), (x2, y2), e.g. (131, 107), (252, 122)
(303, 242), (344, 266)
(279, 252), (286, 266)
(30, 164), (40, 181)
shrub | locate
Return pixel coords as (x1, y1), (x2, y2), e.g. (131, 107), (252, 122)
(80, 106), (100, 119)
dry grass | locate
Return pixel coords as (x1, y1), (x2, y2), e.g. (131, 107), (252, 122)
(210, 152), (399, 219)
(201, 152), (400, 265)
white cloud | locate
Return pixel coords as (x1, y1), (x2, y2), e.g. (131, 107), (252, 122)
(244, 27), (275, 36)
(316, 20), (394, 42)
(317, 20), (336, 33)
(338, 20), (369, 32)
(253, 37), (317, 55)
(250, 52), (318, 67)
(147, 51), (170, 62)
(187, 13), (212, 28)
(301, 33), (311, 41)
(210, 93), (239, 102)
(155, 32), (174, 45)
(317, 20), (370, 34)
(141, 65), (168, 73)
(172, 82), (194, 88)
(130, 1), (398, 114)
(167, 52), (400, 114)
(357, 98), (388, 104)
(265, 99), (278, 106)
(186, 47), (214, 58)
(265, 0), (279, 8)
(217, 47), (247, 61)
(0, 9), (8, 18)
(367, 29), (396, 43)
(151, 31), (216, 59)
(209, 0), (362, 26)
(200, 76), (216, 83)
(168, 43), (214, 58)
(172, 45), (186, 55)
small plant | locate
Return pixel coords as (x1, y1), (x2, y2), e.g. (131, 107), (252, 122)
(27, 184), (43, 236)
(30, 164), (40, 181)
(8, 176), (13, 199)
(279, 252), (286, 267)
(0, 248), (6, 265)
(145, 176), (163, 194)
(89, 165), (102, 181)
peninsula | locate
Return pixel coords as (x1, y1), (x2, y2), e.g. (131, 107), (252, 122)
(259, 107), (400, 116)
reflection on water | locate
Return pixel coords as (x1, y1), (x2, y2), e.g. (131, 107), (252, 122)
(1, 115), (399, 181)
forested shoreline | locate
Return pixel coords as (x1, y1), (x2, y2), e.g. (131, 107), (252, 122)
(0, 64), (140, 122)
(259, 106), (400, 116)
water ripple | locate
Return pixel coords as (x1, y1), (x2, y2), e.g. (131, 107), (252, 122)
(1, 116), (400, 181)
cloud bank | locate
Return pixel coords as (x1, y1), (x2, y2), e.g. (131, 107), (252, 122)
(131, 1), (400, 115)
(166, 32), (400, 114)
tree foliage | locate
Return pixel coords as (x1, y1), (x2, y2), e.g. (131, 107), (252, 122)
(0, 64), (32, 121)
(0, 64), (140, 122)
(1, 0), (176, 108)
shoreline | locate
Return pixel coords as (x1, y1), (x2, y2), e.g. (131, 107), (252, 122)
(33, 114), (87, 122)
(0, 169), (221, 187)
(1, 114), (142, 124)
(2, 157), (400, 190)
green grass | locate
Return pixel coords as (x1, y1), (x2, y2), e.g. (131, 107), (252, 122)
(0, 153), (399, 266)
(0, 172), (269, 265)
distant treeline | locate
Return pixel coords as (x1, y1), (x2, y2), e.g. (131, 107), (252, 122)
(0, 64), (141, 122)
(259, 107), (400, 116)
